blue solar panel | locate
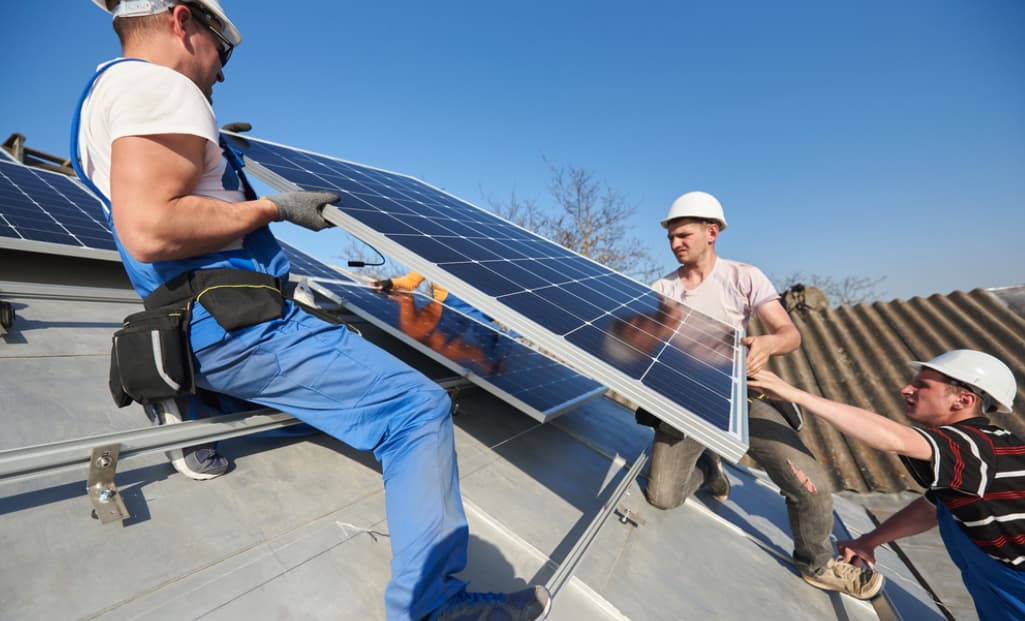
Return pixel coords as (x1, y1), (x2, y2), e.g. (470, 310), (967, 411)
(309, 278), (605, 420)
(228, 134), (748, 459)
(0, 160), (116, 254)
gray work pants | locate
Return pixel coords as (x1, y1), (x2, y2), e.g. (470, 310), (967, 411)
(646, 397), (835, 574)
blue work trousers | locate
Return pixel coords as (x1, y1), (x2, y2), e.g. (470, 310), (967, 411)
(937, 502), (1025, 620)
(190, 301), (468, 621)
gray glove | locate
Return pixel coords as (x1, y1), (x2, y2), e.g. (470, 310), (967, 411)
(267, 191), (340, 231)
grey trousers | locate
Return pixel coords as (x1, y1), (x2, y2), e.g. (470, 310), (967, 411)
(645, 397), (836, 574)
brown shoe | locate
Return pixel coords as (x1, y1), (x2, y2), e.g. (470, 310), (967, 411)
(802, 558), (884, 600)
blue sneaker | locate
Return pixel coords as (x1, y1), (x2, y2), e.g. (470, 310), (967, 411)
(144, 400), (230, 480)
(426, 586), (551, 621)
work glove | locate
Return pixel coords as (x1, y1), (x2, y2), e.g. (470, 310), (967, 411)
(266, 191), (340, 231)
(370, 278), (394, 292)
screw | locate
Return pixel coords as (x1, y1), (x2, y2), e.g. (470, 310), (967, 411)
(98, 489), (116, 503)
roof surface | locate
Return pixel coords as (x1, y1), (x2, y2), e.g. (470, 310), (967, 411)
(0, 263), (949, 620)
(753, 287), (1025, 496)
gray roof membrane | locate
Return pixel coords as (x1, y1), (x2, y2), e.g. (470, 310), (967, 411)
(0, 281), (951, 620)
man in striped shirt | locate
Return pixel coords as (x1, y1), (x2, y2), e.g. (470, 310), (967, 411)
(749, 349), (1023, 619)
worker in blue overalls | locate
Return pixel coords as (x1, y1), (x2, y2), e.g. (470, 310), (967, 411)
(77, 2), (550, 620)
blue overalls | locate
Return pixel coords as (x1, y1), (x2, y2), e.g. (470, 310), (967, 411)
(937, 502), (1025, 620)
(73, 60), (469, 621)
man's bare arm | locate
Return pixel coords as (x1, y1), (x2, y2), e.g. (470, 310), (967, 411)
(838, 497), (937, 567)
(749, 370), (933, 459)
(742, 300), (801, 374)
(110, 133), (278, 263)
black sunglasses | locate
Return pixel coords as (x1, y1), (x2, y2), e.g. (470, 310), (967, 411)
(182, 3), (234, 67)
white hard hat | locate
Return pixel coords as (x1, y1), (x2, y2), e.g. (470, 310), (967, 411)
(910, 349), (1017, 414)
(661, 191), (728, 231)
(91, 0), (241, 46)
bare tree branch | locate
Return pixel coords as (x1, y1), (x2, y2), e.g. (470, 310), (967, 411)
(486, 158), (662, 283)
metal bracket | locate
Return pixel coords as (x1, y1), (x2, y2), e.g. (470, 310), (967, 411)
(86, 445), (130, 524)
(614, 505), (645, 528)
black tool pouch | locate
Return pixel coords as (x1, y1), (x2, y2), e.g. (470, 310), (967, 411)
(195, 283), (284, 331)
(109, 305), (194, 407)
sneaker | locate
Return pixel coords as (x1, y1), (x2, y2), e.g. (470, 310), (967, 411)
(426, 586), (551, 621)
(144, 400), (230, 481)
(802, 558), (884, 600)
(175, 445), (230, 480)
(698, 452), (731, 502)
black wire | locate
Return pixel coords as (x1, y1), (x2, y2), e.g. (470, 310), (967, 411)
(347, 242), (387, 267)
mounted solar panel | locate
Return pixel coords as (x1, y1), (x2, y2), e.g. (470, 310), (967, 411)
(276, 240), (605, 420)
(0, 159), (119, 260)
(228, 134), (749, 461)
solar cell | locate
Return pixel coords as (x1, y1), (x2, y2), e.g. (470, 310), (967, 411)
(0, 160), (118, 259)
(226, 134), (749, 460)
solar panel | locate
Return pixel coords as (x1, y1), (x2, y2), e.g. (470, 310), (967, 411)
(227, 134), (749, 460)
(0, 160), (119, 260)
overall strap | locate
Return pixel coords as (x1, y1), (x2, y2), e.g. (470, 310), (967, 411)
(219, 134), (259, 201)
(69, 57), (147, 218)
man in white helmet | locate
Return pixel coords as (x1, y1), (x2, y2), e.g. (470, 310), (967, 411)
(751, 350), (1024, 619)
(76, 2), (551, 620)
(636, 191), (883, 599)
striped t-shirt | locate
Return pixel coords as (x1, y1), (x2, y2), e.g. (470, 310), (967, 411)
(902, 417), (1025, 570)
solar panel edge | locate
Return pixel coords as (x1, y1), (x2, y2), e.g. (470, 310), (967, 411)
(0, 236), (121, 262)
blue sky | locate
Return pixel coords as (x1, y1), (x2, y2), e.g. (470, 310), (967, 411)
(4, 1), (1023, 301)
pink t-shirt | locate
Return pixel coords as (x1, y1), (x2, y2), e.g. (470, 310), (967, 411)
(651, 258), (779, 330)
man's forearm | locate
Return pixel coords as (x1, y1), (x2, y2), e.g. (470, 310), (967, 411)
(114, 194), (278, 263)
(766, 324), (801, 356)
(788, 390), (932, 460)
(861, 497), (938, 549)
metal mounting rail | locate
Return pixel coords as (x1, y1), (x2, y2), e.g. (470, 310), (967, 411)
(0, 377), (472, 487)
(546, 451), (649, 597)
(0, 409), (296, 485)
(0, 280), (139, 303)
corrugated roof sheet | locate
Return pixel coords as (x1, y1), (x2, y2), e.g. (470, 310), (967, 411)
(751, 287), (1025, 493)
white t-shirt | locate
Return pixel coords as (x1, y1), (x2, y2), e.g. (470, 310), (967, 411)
(78, 59), (244, 207)
(651, 258), (779, 330)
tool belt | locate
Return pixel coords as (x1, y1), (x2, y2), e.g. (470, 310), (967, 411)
(109, 269), (285, 407)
